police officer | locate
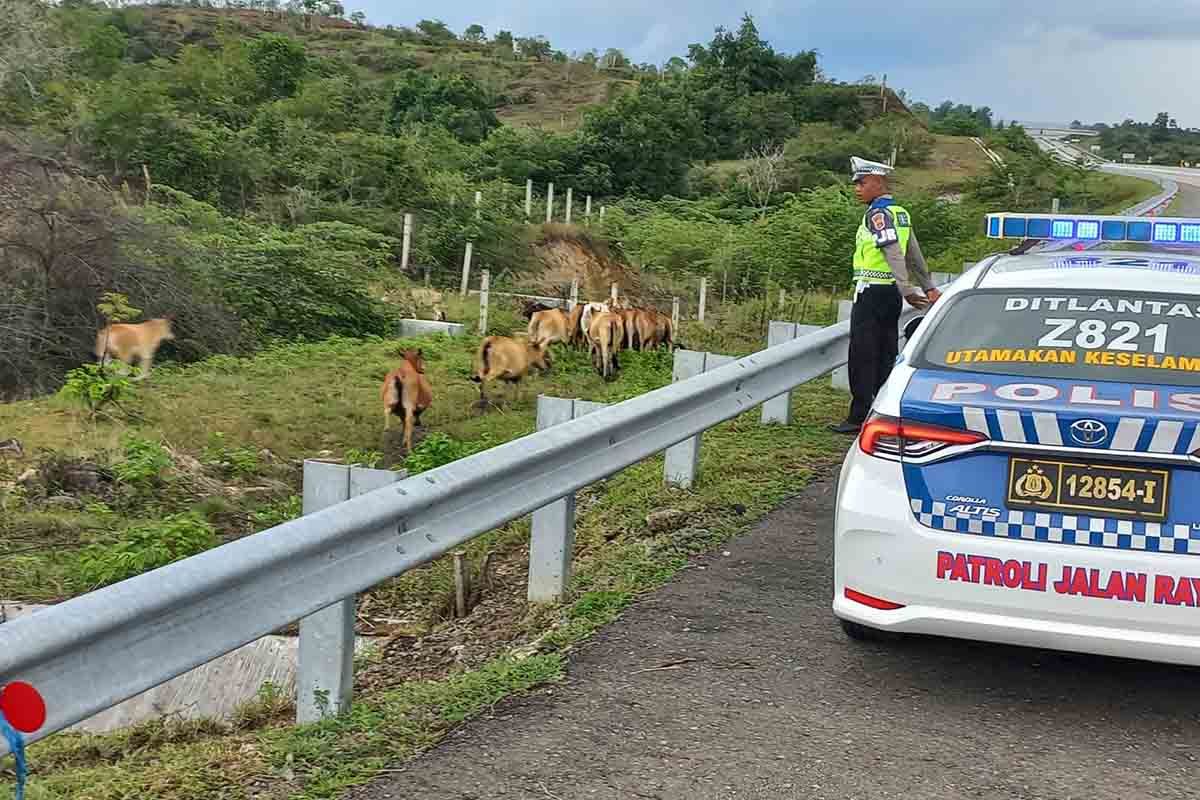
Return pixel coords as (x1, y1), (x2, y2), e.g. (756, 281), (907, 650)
(829, 156), (941, 434)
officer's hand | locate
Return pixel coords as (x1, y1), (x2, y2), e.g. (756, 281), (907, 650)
(925, 287), (942, 304)
(904, 292), (930, 310)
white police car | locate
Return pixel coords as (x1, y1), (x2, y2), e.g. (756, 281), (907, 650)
(833, 212), (1200, 666)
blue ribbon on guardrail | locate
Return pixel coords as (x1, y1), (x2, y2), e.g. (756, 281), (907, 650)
(0, 712), (26, 800)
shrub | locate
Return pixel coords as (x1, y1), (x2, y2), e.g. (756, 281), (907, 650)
(112, 435), (173, 489)
(74, 512), (219, 590)
(404, 432), (493, 474)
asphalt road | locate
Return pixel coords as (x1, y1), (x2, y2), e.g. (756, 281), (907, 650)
(347, 463), (1200, 800)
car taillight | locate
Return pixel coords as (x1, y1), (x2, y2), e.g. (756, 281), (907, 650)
(859, 413), (987, 459)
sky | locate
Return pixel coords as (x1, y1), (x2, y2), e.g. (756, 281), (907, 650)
(353, 0), (1200, 128)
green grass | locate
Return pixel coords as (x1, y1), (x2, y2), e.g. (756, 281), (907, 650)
(0, 307), (851, 799)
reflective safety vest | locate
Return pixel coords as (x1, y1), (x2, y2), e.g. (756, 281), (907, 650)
(853, 201), (912, 285)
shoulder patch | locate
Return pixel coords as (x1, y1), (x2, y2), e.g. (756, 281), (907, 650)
(867, 208), (899, 246)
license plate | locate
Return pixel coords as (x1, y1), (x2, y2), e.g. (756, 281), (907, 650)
(1007, 457), (1170, 520)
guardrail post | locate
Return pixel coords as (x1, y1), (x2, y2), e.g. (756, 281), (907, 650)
(698, 278), (708, 322)
(479, 270), (490, 335)
(672, 296), (680, 327)
(663, 350), (734, 489)
(528, 396), (607, 603)
(525, 179), (533, 221)
(565, 187), (573, 224)
(831, 300), (852, 392)
(298, 461), (400, 724)
(546, 182), (554, 224)
(761, 323), (821, 425)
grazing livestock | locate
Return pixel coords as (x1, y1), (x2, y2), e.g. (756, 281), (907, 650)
(382, 349), (433, 453)
(471, 335), (551, 403)
(616, 307), (643, 350)
(579, 301), (609, 342)
(587, 311), (624, 380)
(566, 303), (586, 346)
(636, 309), (674, 351)
(95, 317), (175, 381)
(520, 299), (559, 319)
(527, 308), (571, 348)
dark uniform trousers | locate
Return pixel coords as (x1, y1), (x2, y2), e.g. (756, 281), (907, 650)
(847, 282), (901, 425)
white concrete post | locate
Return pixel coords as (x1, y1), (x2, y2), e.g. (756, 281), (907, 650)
(528, 397), (607, 603)
(475, 190), (482, 220)
(400, 213), (413, 273)
(478, 270), (490, 335)
(569, 278), (579, 311)
(663, 351), (736, 489)
(585, 195), (592, 223)
(698, 277), (708, 322)
(599, 205), (606, 220)
(459, 241), (473, 297)
(761, 323), (821, 425)
(832, 299), (853, 392)
(672, 296), (680, 328)
(778, 288), (786, 308)
(525, 179), (533, 220)
(546, 182), (555, 224)
(565, 187), (573, 224)
(1051, 197), (1060, 213)
(610, 282), (618, 303)
(298, 461), (400, 724)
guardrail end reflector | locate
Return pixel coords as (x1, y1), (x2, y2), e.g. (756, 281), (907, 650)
(0, 682), (46, 734)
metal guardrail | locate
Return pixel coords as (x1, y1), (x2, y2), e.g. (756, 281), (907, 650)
(3, 308), (929, 754)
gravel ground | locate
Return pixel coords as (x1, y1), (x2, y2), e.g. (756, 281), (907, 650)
(347, 474), (1200, 800)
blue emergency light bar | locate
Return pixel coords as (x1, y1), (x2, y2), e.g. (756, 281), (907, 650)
(985, 212), (1200, 245)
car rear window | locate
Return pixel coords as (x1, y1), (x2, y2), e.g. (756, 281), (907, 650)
(915, 289), (1200, 387)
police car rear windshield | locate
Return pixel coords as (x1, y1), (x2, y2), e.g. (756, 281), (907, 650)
(915, 289), (1200, 387)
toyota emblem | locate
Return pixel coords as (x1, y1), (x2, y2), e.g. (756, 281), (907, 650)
(1069, 419), (1109, 446)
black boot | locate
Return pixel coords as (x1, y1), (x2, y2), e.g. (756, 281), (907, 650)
(828, 420), (862, 434)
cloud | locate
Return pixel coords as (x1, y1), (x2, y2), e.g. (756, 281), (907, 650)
(349, 0), (1200, 127)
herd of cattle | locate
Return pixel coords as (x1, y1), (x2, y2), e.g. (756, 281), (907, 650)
(383, 294), (675, 453)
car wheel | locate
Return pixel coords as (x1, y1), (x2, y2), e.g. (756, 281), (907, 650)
(840, 618), (902, 643)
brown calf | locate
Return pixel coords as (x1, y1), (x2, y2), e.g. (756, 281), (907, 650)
(527, 308), (571, 348)
(587, 311), (624, 380)
(470, 335), (551, 402)
(95, 317), (176, 381)
(382, 349), (433, 453)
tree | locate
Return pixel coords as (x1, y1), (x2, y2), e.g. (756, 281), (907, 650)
(602, 48), (627, 69)
(415, 19), (455, 41)
(517, 36), (552, 61)
(463, 24), (485, 43)
(0, 0), (71, 102)
(247, 32), (308, 99)
(739, 143), (786, 217)
(349, 10), (365, 27)
(389, 71), (499, 144)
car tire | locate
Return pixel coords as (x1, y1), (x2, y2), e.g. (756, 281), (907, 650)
(840, 619), (903, 643)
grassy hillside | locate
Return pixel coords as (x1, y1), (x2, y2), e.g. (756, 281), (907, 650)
(100, 4), (639, 131)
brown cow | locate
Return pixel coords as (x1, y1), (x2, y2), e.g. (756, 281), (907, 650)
(566, 303), (586, 346)
(382, 349), (433, 453)
(470, 335), (551, 403)
(587, 311), (624, 380)
(95, 317), (175, 381)
(527, 308), (570, 348)
(636, 309), (674, 351)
